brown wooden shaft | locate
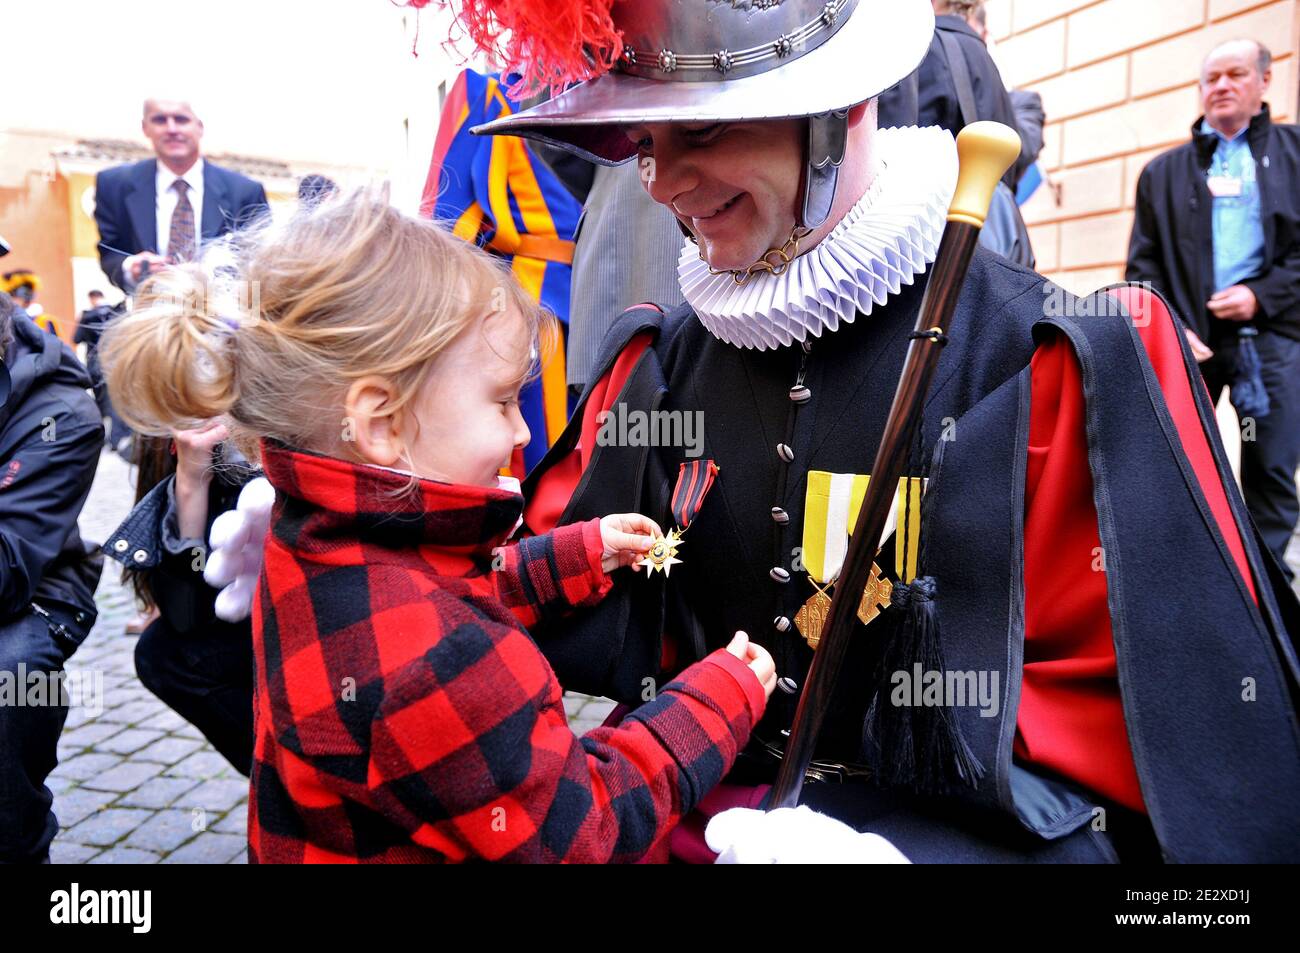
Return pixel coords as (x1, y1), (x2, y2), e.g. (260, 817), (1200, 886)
(769, 222), (982, 809)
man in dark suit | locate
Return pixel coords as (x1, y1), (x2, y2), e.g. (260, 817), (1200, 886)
(94, 99), (269, 291)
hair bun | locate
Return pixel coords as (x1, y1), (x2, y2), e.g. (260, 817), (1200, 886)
(101, 263), (242, 434)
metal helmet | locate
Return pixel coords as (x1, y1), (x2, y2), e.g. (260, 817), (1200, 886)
(469, 0), (935, 229)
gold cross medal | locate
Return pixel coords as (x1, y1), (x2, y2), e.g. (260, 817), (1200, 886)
(638, 460), (719, 578)
(795, 472), (925, 649)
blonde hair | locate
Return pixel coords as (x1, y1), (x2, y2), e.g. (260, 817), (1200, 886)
(101, 188), (543, 466)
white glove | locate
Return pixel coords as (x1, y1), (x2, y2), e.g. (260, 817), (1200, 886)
(705, 805), (911, 864)
(203, 476), (275, 622)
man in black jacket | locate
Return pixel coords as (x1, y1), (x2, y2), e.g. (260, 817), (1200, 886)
(1128, 40), (1300, 578)
(0, 292), (103, 863)
(881, 3), (1018, 157)
(879, 2), (1030, 266)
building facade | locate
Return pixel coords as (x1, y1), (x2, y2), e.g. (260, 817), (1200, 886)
(986, 0), (1300, 296)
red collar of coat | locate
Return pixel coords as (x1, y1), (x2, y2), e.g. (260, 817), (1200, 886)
(260, 440), (524, 560)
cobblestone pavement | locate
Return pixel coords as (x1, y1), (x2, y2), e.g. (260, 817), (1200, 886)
(46, 441), (1300, 863)
(49, 448), (615, 864)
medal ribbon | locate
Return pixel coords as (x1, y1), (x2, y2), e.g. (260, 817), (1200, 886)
(670, 460), (720, 530)
(803, 471), (926, 584)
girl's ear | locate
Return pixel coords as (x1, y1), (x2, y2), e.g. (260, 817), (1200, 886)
(344, 376), (404, 467)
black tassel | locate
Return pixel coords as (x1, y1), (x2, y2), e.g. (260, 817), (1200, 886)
(862, 575), (984, 794)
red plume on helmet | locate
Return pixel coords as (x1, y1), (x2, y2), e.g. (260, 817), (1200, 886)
(440, 0), (624, 93)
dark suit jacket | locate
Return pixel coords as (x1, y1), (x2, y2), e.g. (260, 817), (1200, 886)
(94, 158), (269, 290)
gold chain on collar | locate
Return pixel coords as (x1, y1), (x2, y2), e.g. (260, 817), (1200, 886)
(694, 224), (814, 286)
(687, 158), (888, 286)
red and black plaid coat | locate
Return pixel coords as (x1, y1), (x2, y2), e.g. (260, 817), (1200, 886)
(249, 442), (766, 863)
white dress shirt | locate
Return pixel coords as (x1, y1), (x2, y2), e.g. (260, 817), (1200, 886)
(156, 158), (205, 259)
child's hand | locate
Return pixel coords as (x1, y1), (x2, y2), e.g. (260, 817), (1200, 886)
(172, 420), (228, 488)
(599, 513), (664, 573)
(725, 631), (777, 699)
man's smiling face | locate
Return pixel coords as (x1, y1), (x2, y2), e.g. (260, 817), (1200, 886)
(625, 119), (804, 272)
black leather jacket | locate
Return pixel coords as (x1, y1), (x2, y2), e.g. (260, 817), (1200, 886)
(105, 461), (257, 635)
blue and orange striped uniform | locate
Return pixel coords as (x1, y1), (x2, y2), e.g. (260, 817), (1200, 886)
(422, 69), (583, 476)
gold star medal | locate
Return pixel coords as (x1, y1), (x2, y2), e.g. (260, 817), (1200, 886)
(638, 527), (685, 576)
(640, 460), (719, 580)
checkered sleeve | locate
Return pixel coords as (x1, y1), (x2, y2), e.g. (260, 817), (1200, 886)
(492, 518), (611, 629)
(365, 597), (766, 863)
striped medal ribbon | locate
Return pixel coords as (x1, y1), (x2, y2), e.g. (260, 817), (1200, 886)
(638, 460), (720, 577)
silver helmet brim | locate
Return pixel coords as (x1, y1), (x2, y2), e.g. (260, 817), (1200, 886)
(469, 0), (935, 165)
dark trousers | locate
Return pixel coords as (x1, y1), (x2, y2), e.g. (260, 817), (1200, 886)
(1202, 329), (1300, 581)
(134, 617), (254, 776)
(0, 612), (81, 862)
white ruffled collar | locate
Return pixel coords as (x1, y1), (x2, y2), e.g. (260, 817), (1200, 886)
(676, 126), (958, 351)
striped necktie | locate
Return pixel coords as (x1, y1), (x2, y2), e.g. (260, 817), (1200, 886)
(169, 179), (196, 262)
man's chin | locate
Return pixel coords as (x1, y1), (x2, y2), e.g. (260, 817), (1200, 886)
(700, 243), (766, 273)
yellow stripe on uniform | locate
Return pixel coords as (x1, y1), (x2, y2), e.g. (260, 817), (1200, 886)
(538, 317), (568, 441)
(895, 477), (924, 584)
(453, 202), (486, 243)
(480, 75), (569, 446)
(804, 471), (832, 584)
(486, 135), (520, 250)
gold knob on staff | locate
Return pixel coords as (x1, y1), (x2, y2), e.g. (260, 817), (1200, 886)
(947, 121), (1023, 228)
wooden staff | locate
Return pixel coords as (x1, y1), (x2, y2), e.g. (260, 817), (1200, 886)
(770, 122), (1023, 810)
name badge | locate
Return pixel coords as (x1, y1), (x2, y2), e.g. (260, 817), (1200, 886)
(1207, 175), (1243, 198)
